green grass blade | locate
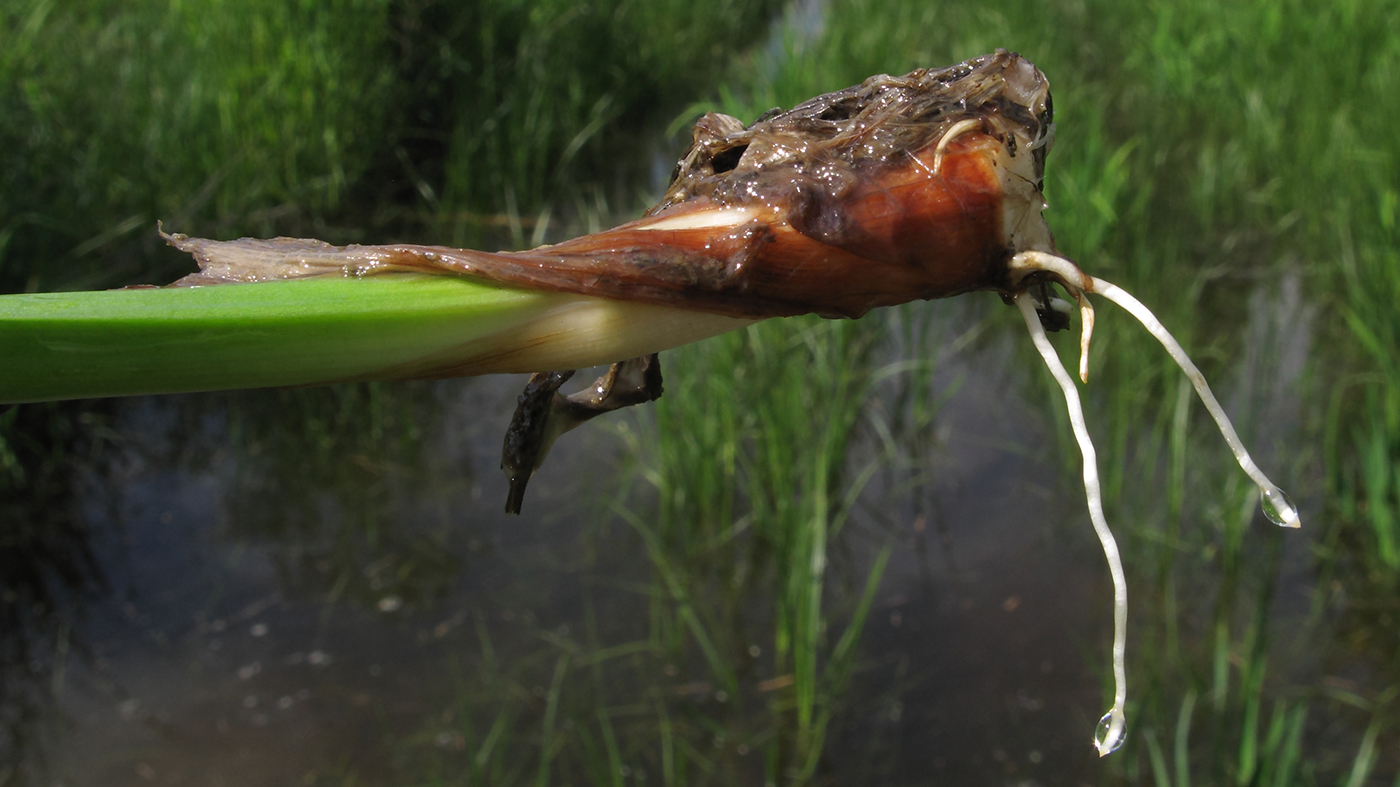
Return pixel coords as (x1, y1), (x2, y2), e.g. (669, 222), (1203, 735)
(1174, 690), (1196, 787)
(0, 275), (538, 401)
(595, 709), (625, 787)
(1343, 716), (1383, 787)
(536, 654), (570, 787)
(1144, 729), (1172, 787)
(0, 274), (753, 403)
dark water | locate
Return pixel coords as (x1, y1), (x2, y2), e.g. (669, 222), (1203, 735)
(1, 284), (1388, 786)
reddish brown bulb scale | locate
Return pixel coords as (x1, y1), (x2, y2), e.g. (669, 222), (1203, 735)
(424, 130), (1009, 319)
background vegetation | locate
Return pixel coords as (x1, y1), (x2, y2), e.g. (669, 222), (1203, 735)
(2, 0), (1398, 784)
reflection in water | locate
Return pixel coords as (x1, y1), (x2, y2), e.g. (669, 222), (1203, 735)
(0, 401), (114, 785)
(1, 280), (1392, 784)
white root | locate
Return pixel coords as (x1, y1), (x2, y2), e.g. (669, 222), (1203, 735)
(1007, 249), (1302, 756)
(1015, 294), (1128, 756)
(1082, 277), (1300, 528)
(1008, 251), (1300, 529)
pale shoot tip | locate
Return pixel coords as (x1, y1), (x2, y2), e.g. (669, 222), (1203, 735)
(1077, 292), (1095, 384)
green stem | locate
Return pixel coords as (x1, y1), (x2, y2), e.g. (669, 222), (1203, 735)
(0, 275), (755, 403)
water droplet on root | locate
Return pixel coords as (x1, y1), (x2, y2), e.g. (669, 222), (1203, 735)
(1093, 710), (1126, 755)
(1261, 487), (1300, 528)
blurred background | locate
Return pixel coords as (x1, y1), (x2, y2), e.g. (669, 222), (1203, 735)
(2, 0), (1398, 784)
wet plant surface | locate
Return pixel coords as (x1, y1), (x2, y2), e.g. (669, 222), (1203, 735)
(4, 0), (1400, 784)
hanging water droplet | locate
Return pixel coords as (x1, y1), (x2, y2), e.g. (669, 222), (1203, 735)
(1260, 487), (1300, 528)
(1093, 710), (1126, 755)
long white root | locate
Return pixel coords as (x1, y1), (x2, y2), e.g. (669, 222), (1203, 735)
(1008, 249), (1302, 756)
(1083, 277), (1300, 528)
(1008, 251), (1300, 529)
(1016, 293), (1128, 756)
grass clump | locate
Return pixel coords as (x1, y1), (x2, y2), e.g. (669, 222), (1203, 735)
(398, 0), (786, 237)
(0, 0), (787, 293)
(632, 315), (898, 781)
(0, 0), (397, 291)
